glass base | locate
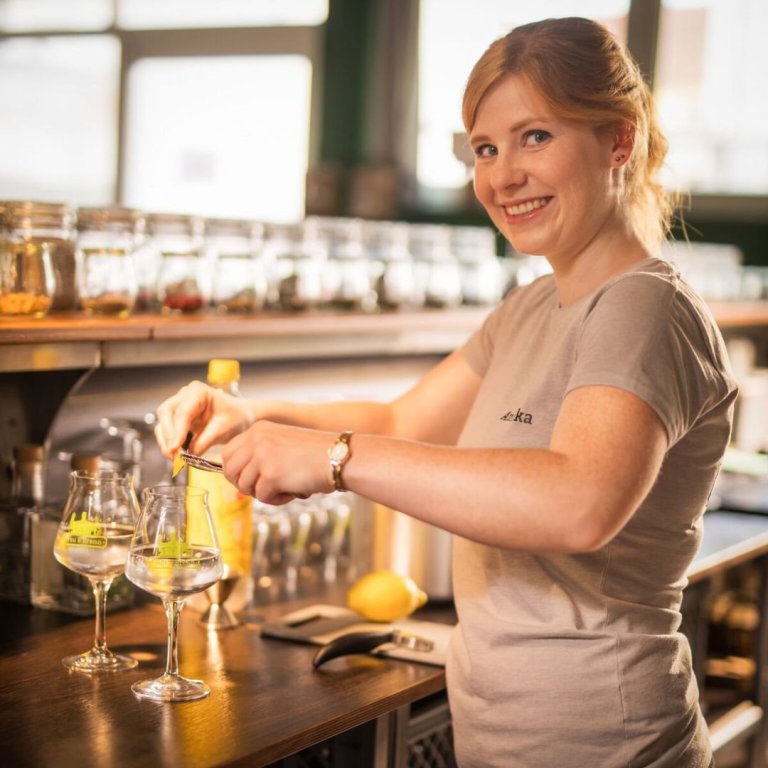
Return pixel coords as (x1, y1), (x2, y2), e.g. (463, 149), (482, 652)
(62, 648), (138, 673)
(132, 673), (210, 702)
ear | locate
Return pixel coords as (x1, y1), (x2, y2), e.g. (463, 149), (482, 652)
(610, 123), (635, 167)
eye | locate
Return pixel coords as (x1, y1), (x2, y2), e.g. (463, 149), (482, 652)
(473, 143), (497, 158)
(522, 129), (551, 147)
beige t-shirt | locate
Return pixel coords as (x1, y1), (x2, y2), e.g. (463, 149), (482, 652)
(448, 258), (737, 767)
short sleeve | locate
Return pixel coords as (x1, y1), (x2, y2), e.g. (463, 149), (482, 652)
(459, 292), (515, 376)
(566, 273), (733, 445)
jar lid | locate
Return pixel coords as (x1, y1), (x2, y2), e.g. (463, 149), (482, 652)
(76, 206), (144, 232)
(146, 212), (204, 237)
(1, 201), (74, 232)
(207, 359), (240, 386)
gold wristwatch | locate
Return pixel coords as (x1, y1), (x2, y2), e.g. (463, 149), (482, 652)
(328, 431), (353, 491)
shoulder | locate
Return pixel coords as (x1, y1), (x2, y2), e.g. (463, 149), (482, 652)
(582, 256), (737, 395)
(587, 258), (720, 339)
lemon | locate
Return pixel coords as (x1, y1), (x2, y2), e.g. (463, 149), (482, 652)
(346, 570), (428, 622)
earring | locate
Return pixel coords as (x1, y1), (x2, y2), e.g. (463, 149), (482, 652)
(615, 154), (625, 162)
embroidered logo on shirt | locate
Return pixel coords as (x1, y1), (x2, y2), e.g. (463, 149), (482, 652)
(501, 408), (533, 424)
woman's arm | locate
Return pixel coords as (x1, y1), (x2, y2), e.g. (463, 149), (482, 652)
(222, 383), (668, 552)
(154, 350), (482, 456)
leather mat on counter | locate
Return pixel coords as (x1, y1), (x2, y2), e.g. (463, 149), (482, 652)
(260, 603), (454, 666)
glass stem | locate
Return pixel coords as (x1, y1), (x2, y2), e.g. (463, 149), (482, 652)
(91, 578), (112, 655)
(163, 599), (184, 677)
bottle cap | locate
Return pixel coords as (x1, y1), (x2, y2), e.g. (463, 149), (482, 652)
(207, 359), (240, 386)
(13, 444), (44, 463)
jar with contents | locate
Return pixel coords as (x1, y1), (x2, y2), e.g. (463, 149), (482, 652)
(409, 223), (464, 309)
(76, 206), (143, 317)
(265, 221), (326, 311)
(313, 216), (377, 312)
(1, 201), (77, 313)
(0, 202), (58, 318)
(206, 217), (268, 313)
(149, 213), (208, 313)
(365, 220), (421, 311)
(452, 225), (505, 306)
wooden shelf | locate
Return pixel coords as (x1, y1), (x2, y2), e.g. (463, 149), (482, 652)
(0, 307), (492, 372)
(1, 300), (767, 372)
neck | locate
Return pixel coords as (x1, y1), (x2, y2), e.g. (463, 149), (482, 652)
(550, 225), (652, 307)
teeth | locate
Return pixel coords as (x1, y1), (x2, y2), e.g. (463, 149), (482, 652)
(505, 198), (548, 216)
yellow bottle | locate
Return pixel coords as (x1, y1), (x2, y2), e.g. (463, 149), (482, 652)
(187, 359), (253, 613)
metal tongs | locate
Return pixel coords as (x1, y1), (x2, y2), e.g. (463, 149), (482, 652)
(175, 431), (224, 474)
(312, 629), (435, 668)
(178, 451), (223, 473)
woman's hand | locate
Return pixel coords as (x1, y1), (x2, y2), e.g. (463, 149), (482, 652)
(221, 421), (335, 505)
(154, 381), (254, 458)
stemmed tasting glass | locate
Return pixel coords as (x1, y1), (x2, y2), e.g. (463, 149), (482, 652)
(126, 485), (223, 701)
(53, 469), (140, 673)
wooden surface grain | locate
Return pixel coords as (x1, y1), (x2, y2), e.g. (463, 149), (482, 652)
(0, 595), (450, 768)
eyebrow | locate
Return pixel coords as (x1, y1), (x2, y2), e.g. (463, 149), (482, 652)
(470, 116), (552, 144)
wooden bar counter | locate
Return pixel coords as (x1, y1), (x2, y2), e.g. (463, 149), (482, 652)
(2, 510), (768, 768)
(0, 590), (454, 768)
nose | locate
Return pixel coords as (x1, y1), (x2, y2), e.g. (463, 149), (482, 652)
(490, 151), (526, 190)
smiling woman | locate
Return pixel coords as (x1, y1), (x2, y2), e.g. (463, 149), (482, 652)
(153, 16), (736, 768)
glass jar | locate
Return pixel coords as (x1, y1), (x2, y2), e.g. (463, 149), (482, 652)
(1, 201), (77, 313)
(365, 220), (421, 311)
(313, 217), (377, 312)
(76, 206), (143, 317)
(0, 202), (59, 318)
(206, 217), (268, 313)
(149, 213), (208, 314)
(409, 223), (463, 309)
(452, 225), (505, 306)
(266, 222), (326, 311)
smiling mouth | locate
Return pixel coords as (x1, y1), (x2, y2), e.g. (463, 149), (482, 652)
(503, 197), (551, 217)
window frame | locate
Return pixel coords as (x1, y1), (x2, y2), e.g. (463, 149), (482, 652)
(0, 22), (324, 208)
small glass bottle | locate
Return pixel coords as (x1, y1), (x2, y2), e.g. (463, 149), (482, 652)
(76, 206), (143, 317)
(1, 201), (77, 313)
(149, 213), (208, 314)
(0, 444), (45, 603)
(12, 444), (45, 506)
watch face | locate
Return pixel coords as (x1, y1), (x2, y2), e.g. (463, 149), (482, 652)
(329, 442), (349, 462)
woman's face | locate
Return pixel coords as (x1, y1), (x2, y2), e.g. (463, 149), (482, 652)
(470, 74), (620, 267)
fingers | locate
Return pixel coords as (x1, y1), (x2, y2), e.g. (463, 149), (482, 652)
(154, 381), (212, 457)
(221, 422), (331, 504)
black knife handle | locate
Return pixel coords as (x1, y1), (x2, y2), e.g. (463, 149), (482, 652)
(312, 630), (395, 668)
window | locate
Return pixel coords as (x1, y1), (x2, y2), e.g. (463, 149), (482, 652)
(655, 0), (768, 195)
(0, 3), (325, 222)
(124, 55), (313, 221)
(117, 0), (327, 29)
(0, 35), (120, 204)
(0, 0), (112, 32)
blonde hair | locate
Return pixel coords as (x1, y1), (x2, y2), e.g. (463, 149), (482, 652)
(462, 17), (676, 252)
